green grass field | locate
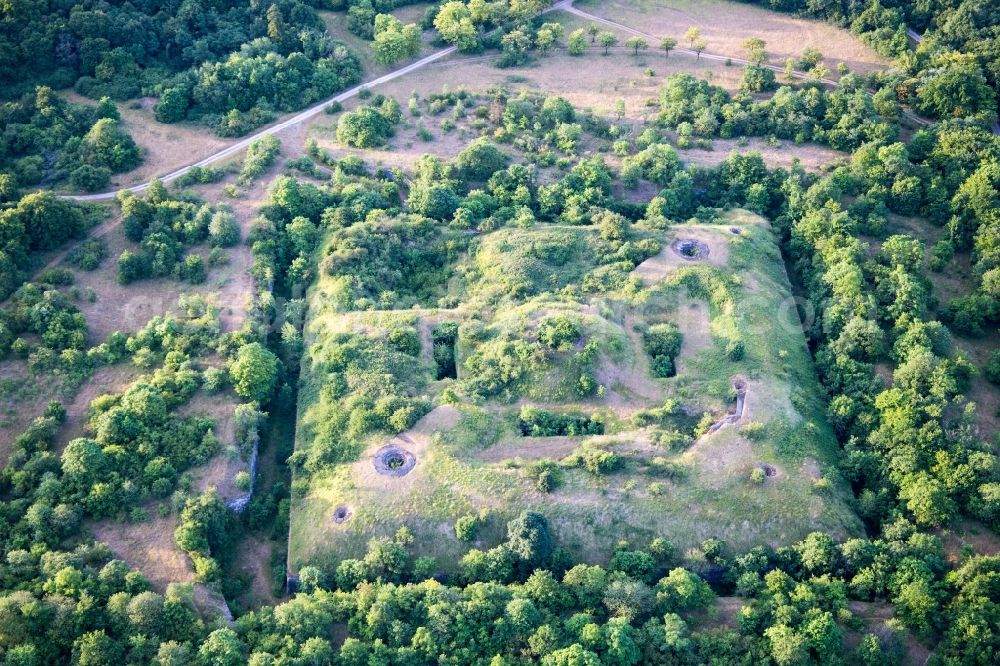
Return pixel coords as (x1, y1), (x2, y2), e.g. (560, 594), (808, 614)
(288, 209), (862, 573)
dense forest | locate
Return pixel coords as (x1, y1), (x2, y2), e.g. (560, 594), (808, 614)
(735, 0), (999, 121)
(1, 90), (141, 195)
(0, 0), (363, 137)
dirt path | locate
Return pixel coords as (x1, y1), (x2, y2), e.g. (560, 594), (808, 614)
(60, 0), (934, 204)
(477, 429), (656, 464)
(900, 27), (998, 137)
(40, 213), (120, 272)
(63, 41), (454, 201)
(63, 1), (573, 201)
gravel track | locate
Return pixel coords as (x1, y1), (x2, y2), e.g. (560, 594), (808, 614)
(62, 0), (945, 201)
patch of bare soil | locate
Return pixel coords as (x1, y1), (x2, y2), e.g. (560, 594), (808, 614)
(847, 601), (932, 665)
(390, 2), (432, 24)
(0, 365), (40, 461)
(699, 596), (745, 629)
(966, 376), (1000, 445)
(631, 227), (731, 285)
(679, 136), (846, 173)
(937, 518), (1000, 561)
(73, 276), (177, 341)
(674, 298), (712, 374)
(873, 362), (893, 387)
(192, 452), (247, 504)
(230, 535), (279, 609)
(300, 36), (839, 179)
(216, 251), (255, 334)
(595, 313), (665, 413)
(91, 514), (194, 591)
(180, 392), (247, 503)
(946, 329), (1000, 441)
(413, 402), (462, 434)
(348, 405), (461, 495)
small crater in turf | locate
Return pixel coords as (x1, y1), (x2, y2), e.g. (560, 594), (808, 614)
(672, 238), (710, 260)
(332, 505), (351, 523)
(373, 445), (416, 477)
(759, 463), (777, 478)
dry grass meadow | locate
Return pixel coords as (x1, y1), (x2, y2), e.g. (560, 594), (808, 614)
(299, 35), (849, 179)
(63, 91), (229, 190)
(574, 0), (891, 75)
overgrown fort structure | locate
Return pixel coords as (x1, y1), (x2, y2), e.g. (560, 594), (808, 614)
(0, 0), (998, 663)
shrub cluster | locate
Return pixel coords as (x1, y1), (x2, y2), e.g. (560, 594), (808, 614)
(237, 135), (282, 186)
(657, 73), (897, 152)
(642, 322), (683, 378)
(0, 89), (141, 195)
(517, 406), (604, 437)
(733, 0), (998, 124)
(0, 191), (90, 299)
(115, 185), (237, 286)
(335, 96), (403, 148)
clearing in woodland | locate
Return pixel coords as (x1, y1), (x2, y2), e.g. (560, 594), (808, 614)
(575, 0), (890, 75)
(289, 200), (861, 572)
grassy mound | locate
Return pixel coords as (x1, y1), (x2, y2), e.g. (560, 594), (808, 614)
(289, 209), (861, 572)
